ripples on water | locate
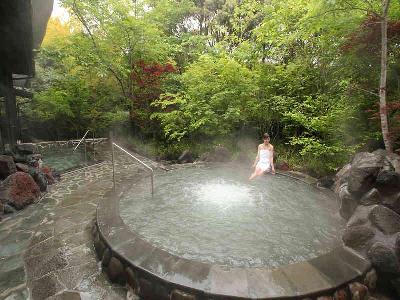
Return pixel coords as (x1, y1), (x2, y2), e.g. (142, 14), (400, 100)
(120, 166), (345, 268)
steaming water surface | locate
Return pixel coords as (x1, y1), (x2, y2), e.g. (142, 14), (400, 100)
(120, 165), (345, 268)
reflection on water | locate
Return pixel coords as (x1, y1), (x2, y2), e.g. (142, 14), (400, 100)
(120, 166), (345, 268)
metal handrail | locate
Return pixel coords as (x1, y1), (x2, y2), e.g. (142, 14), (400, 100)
(73, 130), (96, 162)
(111, 142), (154, 196)
(73, 130), (90, 151)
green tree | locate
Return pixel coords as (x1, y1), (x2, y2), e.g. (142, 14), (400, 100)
(29, 0), (400, 173)
(29, 17), (127, 137)
(152, 55), (258, 140)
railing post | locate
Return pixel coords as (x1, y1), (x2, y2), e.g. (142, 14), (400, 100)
(151, 173), (154, 197)
(84, 140), (87, 164)
(92, 131), (95, 160)
(112, 142), (154, 196)
(111, 138), (116, 192)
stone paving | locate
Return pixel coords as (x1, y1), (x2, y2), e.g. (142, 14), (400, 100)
(0, 147), (152, 300)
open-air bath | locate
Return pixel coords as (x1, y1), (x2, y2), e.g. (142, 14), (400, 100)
(94, 160), (372, 299)
(120, 166), (345, 268)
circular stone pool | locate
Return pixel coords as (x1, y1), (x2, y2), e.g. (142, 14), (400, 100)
(120, 165), (345, 268)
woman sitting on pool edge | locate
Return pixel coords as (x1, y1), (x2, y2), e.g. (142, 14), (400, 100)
(249, 133), (275, 180)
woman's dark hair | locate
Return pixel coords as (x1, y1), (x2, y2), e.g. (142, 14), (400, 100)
(263, 133), (270, 139)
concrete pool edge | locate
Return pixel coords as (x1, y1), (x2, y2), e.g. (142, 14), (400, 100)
(94, 173), (372, 300)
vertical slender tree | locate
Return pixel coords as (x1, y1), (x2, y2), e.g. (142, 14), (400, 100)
(309, 0), (394, 152)
(379, 0), (392, 152)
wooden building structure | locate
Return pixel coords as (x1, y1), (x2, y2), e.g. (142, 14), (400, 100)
(0, 0), (53, 151)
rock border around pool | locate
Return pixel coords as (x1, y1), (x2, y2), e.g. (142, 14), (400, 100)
(95, 173), (372, 300)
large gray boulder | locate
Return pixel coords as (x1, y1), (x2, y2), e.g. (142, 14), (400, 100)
(28, 167), (48, 192)
(347, 205), (376, 227)
(0, 155), (16, 180)
(335, 150), (400, 288)
(369, 205), (400, 235)
(339, 183), (358, 220)
(12, 153), (32, 164)
(334, 163), (351, 193)
(342, 224), (375, 251)
(367, 242), (400, 275)
(375, 170), (400, 196)
(15, 143), (37, 154)
(359, 188), (381, 206)
(348, 152), (385, 196)
(383, 193), (400, 215)
(0, 172), (40, 210)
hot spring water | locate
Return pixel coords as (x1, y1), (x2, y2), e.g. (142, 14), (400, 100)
(42, 148), (94, 172)
(120, 166), (345, 268)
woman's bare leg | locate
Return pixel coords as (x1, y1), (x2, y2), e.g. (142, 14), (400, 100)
(249, 172), (257, 180)
(249, 167), (264, 180)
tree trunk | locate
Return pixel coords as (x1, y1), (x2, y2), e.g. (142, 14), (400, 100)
(379, 0), (392, 152)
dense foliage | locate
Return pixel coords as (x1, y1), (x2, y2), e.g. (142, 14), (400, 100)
(27, 0), (400, 175)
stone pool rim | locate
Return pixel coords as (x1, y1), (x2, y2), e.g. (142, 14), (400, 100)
(95, 169), (371, 299)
